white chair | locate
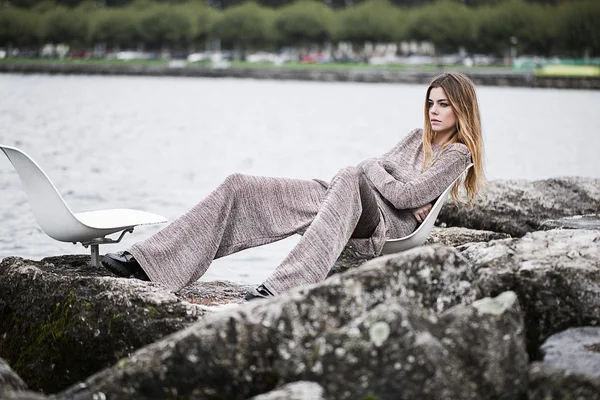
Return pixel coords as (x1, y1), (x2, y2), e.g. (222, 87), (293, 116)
(381, 164), (473, 254)
(0, 145), (167, 267)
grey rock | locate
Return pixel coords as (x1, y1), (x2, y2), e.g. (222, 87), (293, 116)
(541, 327), (600, 379)
(426, 227), (511, 246)
(328, 247), (372, 276)
(58, 247), (527, 400)
(460, 229), (600, 358)
(177, 280), (253, 307)
(0, 358), (48, 399)
(528, 362), (600, 400)
(438, 177), (600, 237)
(329, 227), (510, 276)
(247, 381), (325, 400)
(0, 358), (26, 392)
(540, 214), (600, 231)
(0, 391), (48, 399)
(0, 255), (245, 393)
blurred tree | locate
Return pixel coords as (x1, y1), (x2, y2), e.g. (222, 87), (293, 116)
(525, 0), (561, 4)
(275, 0), (335, 47)
(0, 7), (42, 51)
(30, 0), (59, 12)
(259, 0), (295, 8)
(2, 0), (594, 60)
(442, 0), (505, 6)
(474, 0), (557, 57)
(336, 0), (404, 44)
(90, 8), (140, 50)
(128, 0), (155, 9)
(211, 2), (277, 55)
(41, 6), (89, 47)
(177, 2), (221, 48)
(557, 0), (600, 57)
(357, 0), (432, 8)
(9, 0), (45, 8)
(55, 0), (87, 7)
(520, 4), (557, 55)
(215, 0), (295, 9)
(137, 4), (194, 50)
(96, 0), (133, 7)
(405, 1), (475, 54)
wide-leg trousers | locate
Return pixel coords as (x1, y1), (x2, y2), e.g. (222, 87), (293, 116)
(128, 166), (382, 294)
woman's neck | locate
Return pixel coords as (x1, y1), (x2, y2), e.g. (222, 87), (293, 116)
(432, 129), (456, 146)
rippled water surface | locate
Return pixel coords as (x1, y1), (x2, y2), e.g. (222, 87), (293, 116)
(1, 74), (599, 284)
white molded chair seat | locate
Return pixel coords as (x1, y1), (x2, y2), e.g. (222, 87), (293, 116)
(381, 164), (473, 254)
(1, 144), (167, 266)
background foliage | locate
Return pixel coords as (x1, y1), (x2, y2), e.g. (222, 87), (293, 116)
(0, 0), (598, 57)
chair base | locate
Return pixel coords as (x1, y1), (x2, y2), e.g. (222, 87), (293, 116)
(90, 244), (100, 267)
(79, 228), (134, 267)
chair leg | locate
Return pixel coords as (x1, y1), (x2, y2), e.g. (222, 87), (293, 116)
(90, 244), (100, 267)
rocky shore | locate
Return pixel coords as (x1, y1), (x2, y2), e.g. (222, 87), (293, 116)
(0, 176), (599, 399)
(1, 62), (599, 89)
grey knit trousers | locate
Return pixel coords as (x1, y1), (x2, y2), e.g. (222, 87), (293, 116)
(129, 166), (380, 294)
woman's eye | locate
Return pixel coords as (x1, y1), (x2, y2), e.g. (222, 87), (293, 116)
(440, 103), (448, 107)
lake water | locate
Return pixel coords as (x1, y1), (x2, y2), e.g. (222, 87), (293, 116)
(1, 74), (599, 285)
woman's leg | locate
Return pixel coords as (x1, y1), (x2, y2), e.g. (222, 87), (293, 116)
(128, 173), (326, 291)
(263, 166), (379, 294)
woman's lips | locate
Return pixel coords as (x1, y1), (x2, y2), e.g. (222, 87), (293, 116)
(431, 120), (441, 123)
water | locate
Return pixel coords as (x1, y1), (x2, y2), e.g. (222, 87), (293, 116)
(1, 74), (599, 284)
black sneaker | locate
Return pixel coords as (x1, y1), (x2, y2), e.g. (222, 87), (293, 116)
(101, 251), (150, 281)
(245, 284), (275, 301)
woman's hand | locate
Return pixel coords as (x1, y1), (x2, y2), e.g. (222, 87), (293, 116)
(411, 203), (433, 223)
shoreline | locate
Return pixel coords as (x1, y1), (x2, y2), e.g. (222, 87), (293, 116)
(1, 62), (599, 89)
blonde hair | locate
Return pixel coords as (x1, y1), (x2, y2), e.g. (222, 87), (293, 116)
(422, 72), (486, 204)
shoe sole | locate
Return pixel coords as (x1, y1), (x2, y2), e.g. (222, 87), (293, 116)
(101, 257), (133, 278)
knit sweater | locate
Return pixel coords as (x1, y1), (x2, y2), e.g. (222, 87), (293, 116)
(359, 128), (472, 211)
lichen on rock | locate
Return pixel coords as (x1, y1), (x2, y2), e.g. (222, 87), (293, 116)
(0, 255), (226, 393)
(55, 247), (526, 400)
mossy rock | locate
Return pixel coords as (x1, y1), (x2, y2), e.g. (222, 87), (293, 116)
(0, 255), (219, 393)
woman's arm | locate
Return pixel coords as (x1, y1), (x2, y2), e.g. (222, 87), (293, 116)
(357, 129), (422, 182)
(363, 146), (471, 209)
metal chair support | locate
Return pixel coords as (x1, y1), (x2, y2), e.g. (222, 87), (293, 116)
(80, 228), (134, 267)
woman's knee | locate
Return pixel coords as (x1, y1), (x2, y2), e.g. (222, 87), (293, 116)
(335, 166), (362, 184)
(339, 166), (361, 177)
(222, 173), (251, 195)
(328, 167), (364, 205)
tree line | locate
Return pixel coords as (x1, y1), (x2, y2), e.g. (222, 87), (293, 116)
(0, 0), (598, 58)
(4, 0), (571, 10)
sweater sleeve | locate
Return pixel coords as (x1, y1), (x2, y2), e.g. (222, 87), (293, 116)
(356, 128), (422, 173)
(380, 128), (422, 158)
(363, 145), (471, 209)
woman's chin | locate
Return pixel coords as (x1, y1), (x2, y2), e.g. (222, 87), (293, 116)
(432, 127), (452, 135)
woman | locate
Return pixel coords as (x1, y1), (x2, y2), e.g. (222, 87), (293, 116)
(102, 72), (485, 300)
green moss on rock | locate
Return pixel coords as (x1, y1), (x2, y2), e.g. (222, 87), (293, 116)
(0, 256), (208, 394)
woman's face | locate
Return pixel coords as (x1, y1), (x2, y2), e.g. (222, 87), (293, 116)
(428, 87), (457, 135)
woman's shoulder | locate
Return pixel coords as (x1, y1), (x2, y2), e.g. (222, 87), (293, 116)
(380, 128), (423, 157)
(399, 128), (424, 147)
(407, 128), (423, 140)
(447, 142), (471, 155)
(395, 128), (423, 145)
(442, 142), (472, 164)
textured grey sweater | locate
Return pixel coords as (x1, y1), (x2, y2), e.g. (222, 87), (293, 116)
(360, 128), (471, 208)
(346, 128), (472, 256)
